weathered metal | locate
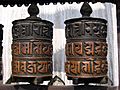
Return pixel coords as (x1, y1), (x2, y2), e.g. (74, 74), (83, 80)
(12, 4), (53, 84)
(0, 24), (3, 80)
(65, 2), (108, 84)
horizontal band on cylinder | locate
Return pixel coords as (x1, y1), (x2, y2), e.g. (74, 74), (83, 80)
(66, 57), (107, 61)
(65, 60), (108, 77)
(13, 57), (52, 61)
(66, 75), (107, 78)
(12, 74), (53, 78)
(12, 41), (53, 56)
(12, 21), (53, 40)
(12, 60), (52, 76)
(66, 41), (107, 57)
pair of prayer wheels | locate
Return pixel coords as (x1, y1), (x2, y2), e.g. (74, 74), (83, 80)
(11, 3), (108, 84)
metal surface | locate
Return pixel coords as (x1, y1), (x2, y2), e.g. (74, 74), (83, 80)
(11, 4), (53, 84)
(65, 2), (108, 84)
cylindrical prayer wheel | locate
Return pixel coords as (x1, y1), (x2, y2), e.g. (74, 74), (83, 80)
(12, 4), (53, 83)
(0, 24), (3, 80)
(65, 2), (108, 84)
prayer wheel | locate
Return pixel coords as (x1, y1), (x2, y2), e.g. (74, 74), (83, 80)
(65, 2), (108, 84)
(0, 24), (3, 80)
(12, 4), (53, 84)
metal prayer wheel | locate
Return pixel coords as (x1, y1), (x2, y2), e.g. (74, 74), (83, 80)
(12, 4), (53, 83)
(65, 2), (108, 84)
(0, 24), (3, 80)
